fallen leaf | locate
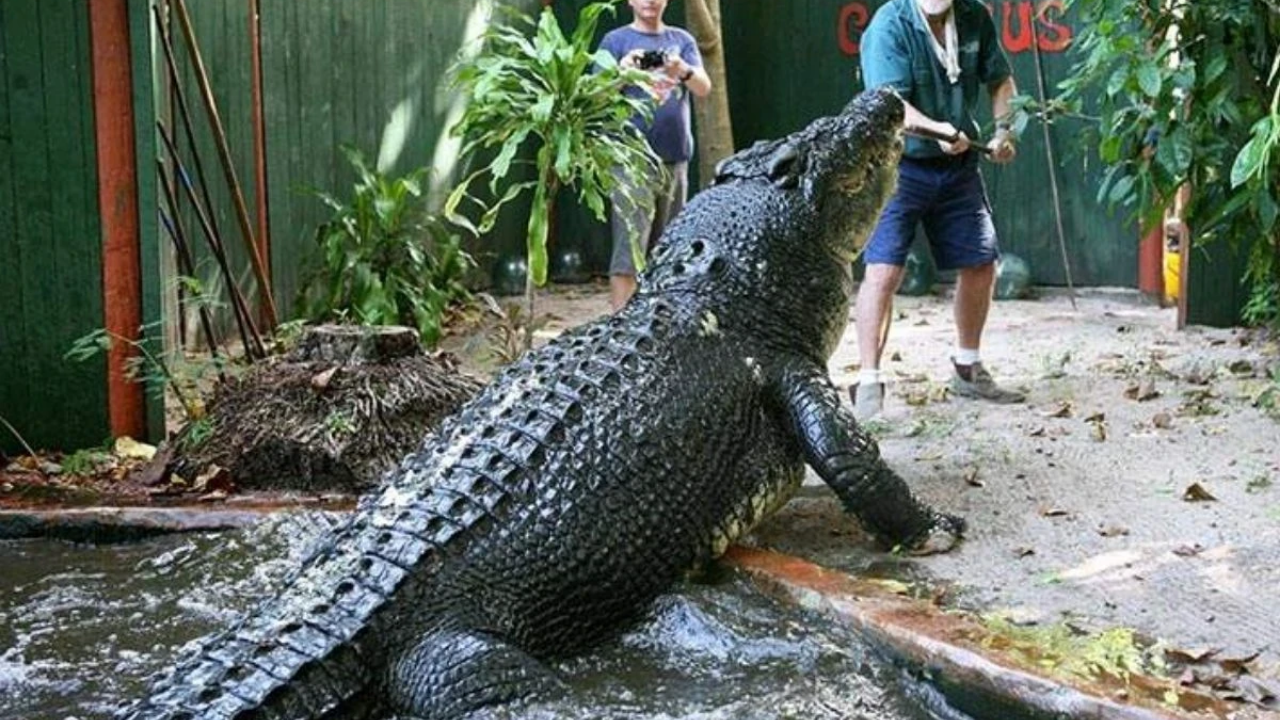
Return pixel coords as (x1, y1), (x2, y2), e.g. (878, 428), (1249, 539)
(114, 436), (157, 462)
(1166, 646), (1220, 664)
(903, 390), (930, 406)
(1124, 378), (1161, 401)
(1172, 543), (1204, 557)
(1039, 507), (1070, 517)
(1218, 651), (1261, 674)
(1227, 359), (1255, 376)
(1043, 401), (1074, 418)
(869, 578), (911, 595)
(963, 467), (984, 487)
(1090, 421), (1107, 442)
(192, 465), (235, 494)
(311, 367), (339, 390)
(1182, 483), (1217, 502)
(1084, 411), (1106, 423)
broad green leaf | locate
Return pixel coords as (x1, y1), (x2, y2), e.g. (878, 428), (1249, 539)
(1257, 188), (1278, 233)
(1106, 67), (1128, 97)
(1231, 122), (1270, 188)
(1136, 63), (1162, 98)
(1108, 174), (1136, 206)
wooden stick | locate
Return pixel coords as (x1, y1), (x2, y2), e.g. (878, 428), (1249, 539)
(156, 159), (228, 376)
(151, 3), (226, 262)
(158, 122), (267, 359)
(171, 0), (279, 328)
(903, 125), (993, 155)
(1029, 18), (1078, 310)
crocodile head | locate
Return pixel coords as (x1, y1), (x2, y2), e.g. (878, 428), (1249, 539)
(795, 86), (905, 263)
(637, 88), (903, 359)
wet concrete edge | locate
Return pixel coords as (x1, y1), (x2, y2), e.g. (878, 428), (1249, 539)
(0, 506), (268, 543)
(724, 546), (1227, 720)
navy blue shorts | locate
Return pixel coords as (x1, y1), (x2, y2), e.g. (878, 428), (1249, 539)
(863, 153), (999, 271)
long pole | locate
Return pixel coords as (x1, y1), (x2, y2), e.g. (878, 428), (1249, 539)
(158, 122), (267, 359)
(1029, 17), (1078, 310)
(171, 0), (279, 327)
(156, 160), (228, 380)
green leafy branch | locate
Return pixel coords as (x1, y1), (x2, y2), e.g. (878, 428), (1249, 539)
(445, 1), (661, 307)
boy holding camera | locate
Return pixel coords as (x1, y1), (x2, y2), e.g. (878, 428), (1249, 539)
(599, 0), (711, 311)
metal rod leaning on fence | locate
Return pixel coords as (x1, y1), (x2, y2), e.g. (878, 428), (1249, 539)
(1029, 11), (1078, 310)
(170, 0), (279, 329)
(155, 159), (230, 382)
(158, 121), (268, 360)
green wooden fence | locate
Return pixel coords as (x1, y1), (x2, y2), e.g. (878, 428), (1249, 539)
(0, 0), (109, 452)
(171, 0), (540, 325)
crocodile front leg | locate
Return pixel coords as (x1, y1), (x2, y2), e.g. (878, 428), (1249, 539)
(775, 361), (965, 554)
(387, 627), (565, 720)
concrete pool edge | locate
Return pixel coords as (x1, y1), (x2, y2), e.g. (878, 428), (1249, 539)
(724, 545), (1228, 720)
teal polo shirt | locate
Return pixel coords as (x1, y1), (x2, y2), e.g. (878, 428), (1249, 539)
(861, 0), (1011, 159)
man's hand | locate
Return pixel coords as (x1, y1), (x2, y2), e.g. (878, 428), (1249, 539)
(988, 128), (1016, 164)
(937, 123), (970, 155)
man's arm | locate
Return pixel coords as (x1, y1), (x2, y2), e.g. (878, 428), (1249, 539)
(670, 59), (711, 98)
(987, 74), (1017, 163)
(901, 98), (973, 156)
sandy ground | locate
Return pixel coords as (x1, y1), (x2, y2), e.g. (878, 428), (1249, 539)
(525, 281), (1280, 692)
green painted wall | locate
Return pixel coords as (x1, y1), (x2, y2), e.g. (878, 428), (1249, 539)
(553, 0), (1136, 288)
(0, 0), (109, 453)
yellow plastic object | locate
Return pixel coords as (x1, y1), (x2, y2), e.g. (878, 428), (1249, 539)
(1163, 250), (1181, 302)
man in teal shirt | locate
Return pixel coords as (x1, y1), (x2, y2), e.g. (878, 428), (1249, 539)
(853, 0), (1023, 419)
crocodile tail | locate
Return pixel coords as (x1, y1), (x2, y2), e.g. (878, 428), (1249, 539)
(116, 531), (414, 720)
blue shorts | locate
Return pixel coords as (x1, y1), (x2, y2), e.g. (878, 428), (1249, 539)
(863, 153), (999, 270)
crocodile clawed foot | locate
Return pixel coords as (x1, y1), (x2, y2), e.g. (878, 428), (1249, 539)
(904, 512), (966, 556)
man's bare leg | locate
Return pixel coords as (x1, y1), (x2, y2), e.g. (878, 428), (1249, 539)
(951, 262), (1024, 402)
(853, 263), (905, 419)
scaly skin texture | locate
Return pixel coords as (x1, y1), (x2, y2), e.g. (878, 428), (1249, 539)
(117, 87), (962, 720)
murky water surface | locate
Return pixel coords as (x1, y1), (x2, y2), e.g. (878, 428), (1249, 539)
(0, 516), (969, 720)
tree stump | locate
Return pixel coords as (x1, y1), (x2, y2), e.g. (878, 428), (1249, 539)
(288, 324), (422, 364)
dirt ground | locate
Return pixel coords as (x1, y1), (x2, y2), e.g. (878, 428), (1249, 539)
(526, 280), (1280, 700)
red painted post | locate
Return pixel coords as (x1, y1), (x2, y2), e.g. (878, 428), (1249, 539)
(89, 0), (146, 440)
(1138, 223), (1164, 301)
(250, 0), (270, 306)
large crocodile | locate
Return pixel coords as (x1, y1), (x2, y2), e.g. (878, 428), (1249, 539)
(117, 87), (963, 720)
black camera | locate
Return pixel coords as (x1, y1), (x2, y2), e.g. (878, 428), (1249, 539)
(635, 49), (668, 70)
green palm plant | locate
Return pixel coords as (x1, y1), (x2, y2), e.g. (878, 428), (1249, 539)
(445, 0), (661, 344)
